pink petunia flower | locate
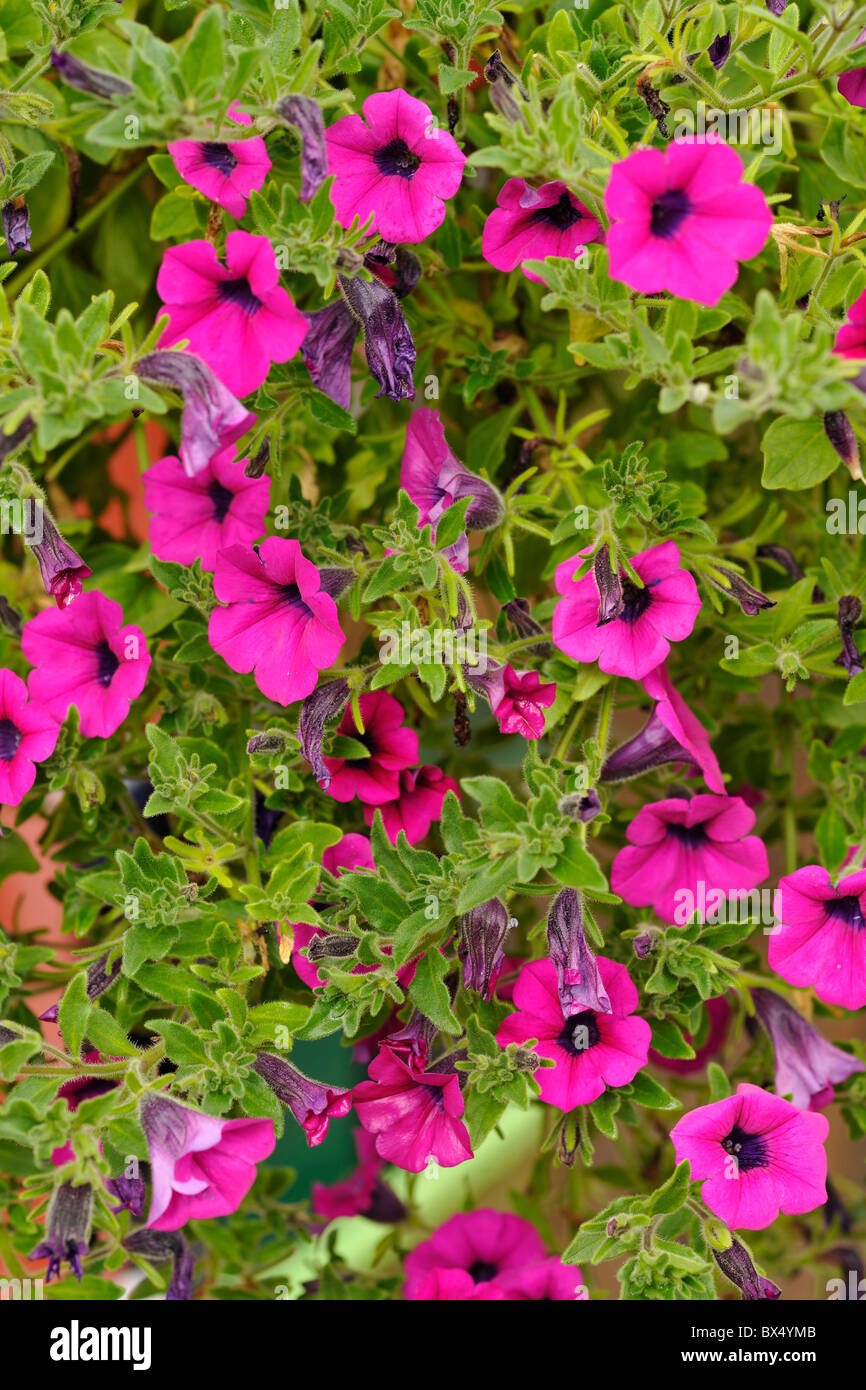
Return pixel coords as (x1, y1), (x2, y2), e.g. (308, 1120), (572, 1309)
(768, 864), (866, 1010)
(168, 103), (271, 220)
(610, 793), (769, 926)
(496, 956), (651, 1110)
(670, 1082), (829, 1230)
(604, 137), (773, 306)
(322, 689), (418, 805)
(837, 29), (866, 107)
(601, 660), (725, 793)
(0, 668), (58, 805)
(553, 541), (701, 681)
(208, 538), (345, 706)
(143, 448), (269, 571)
(492, 665), (556, 739)
(311, 1128), (404, 1224)
(291, 833), (376, 989)
(156, 230), (308, 398)
(22, 591), (150, 739)
(251, 1054), (352, 1146)
(404, 1208), (586, 1301)
(141, 1095), (275, 1231)
(363, 764), (458, 843)
(482, 178), (603, 282)
(352, 1045), (474, 1172)
(325, 89), (466, 244)
(834, 287), (866, 359)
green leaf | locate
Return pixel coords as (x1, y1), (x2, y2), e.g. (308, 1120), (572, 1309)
(409, 948), (461, 1034)
(843, 670), (866, 706)
(150, 1020), (210, 1066)
(58, 972), (91, 1060)
(0, 829), (39, 884)
(551, 839), (608, 893)
(761, 416), (840, 491)
(646, 1160), (691, 1215)
(626, 1071), (681, 1110)
(650, 1017), (695, 1060)
(82, 1008), (140, 1058)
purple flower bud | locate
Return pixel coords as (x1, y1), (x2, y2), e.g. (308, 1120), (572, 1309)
(136, 351), (255, 478)
(106, 1172), (146, 1219)
(318, 566), (355, 598)
(247, 729), (291, 756)
(50, 49), (133, 100)
(752, 987), (865, 1109)
(245, 437), (270, 478)
(275, 95), (327, 200)
(559, 788), (601, 822)
(306, 932), (360, 961)
(709, 564), (775, 615)
(765, 0), (788, 13)
(708, 32), (732, 69)
(632, 932), (655, 959)
(755, 544), (804, 580)
(835, 594), (865, 678)
(457, 898), (510, 1000)
(712, 1236), (782, 1300)
(123, 1228), (196, 1300)
(298, 676), (350, 789)
(28, 511), (92, 608)
(0, 595), (22, 636)
(252, 1054), (351, 1146)
(594, 546), (623, 626)
(0, 1023), (19, 1045)
(824, 410), (863, 480)
(338, 274), (415, 402)
(3, 198), (31, 254)
(484, 49), (526, 125)
(601, 706), (693, 782)
(502, 598), (552, 656)
(0, 416), (34, 463)
(302, 299), (360, 410)
(39, 952), (121, 1023)
(30, 1180), (93, 1282)
(546, 888), (611, 1018)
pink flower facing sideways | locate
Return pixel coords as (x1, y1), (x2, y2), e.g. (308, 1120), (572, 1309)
(611, 793), (769, 926)
(670, 1083), (829, 1231)
(497, 957), (651, 1110)
(141, 1095), (275, 1231)
(482, 178), (603, 282)
(168, 103), (271, 220)
(553, 541), (701, 681)
(22, 591), (150, 739)
(0, 668), (58, 806)
(601, 660), (724, 792)
(768, 864), (866, 1010)
(404, 1208), (588, 1301)
(325, 89), (466, 244)
(604, 137), (773, 306)
(834, 287), (866, 360)
(208, 537), (345, 706)
(491, 665), (556, 739)
(323, 689), (418, 804)
(363, 765), (458, 844)
(157, 230), (308, 398)
(143, 448), (270, 571)
(352, 1045), (473, 1172)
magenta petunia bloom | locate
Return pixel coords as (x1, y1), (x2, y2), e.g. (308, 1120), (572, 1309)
(553, 541), (701, 681)
(604, 138), (773, 306)
(363, 765), (458, 843)
(400, 407), (503, 571)
(752, 988), (865, 1110)
(208, 538), (345, 706)
(251, 1054), (352, 1146)
(496, 957), (651, 1110)
(404, 1208), (585, 1301)
(0, 668), (58, 805)
(141, 1095), (275, 1231)
(834, 287), (866, 359)
(291, 833), (376, 989)
(168, 103), (271, 220)
(352, 1045), (474, 1172)
(311, 1128), (405, 1224)
(322, 689), (418, 805)
(602, 660), (725, 793)
(143, 448), (269, 571)
(610, 793), (769, 926)
(482, 178), (603, 282)
(768, 864), (866, 1010)
(156, 230), (308, 398)
(325, 88), (466, 244)
(670, 1083), (829, 1230)
(22, 591), (150, 739)
(492, 665), (556, 739)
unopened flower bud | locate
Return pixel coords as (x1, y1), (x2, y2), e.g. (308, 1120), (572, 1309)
(594, 546), (623, 626)
(245, 437), (270, 478)
(306, 932), (360, 962)
(247, 730), (290, 756)
(457, 898), (509, 1000)
(824, 409), (863, 481)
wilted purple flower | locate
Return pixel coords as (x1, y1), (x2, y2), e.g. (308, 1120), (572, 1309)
(275, 95), (327, 200)
(106, 1172), (146, 1219)
(601, 707), (698, 782)
(594, 546), (623, 626)
(39, 952), (121, 1023)
(709, 564), (775, 615)
(546, 887), (611, 1018)
(835, 594), (865, 678)
(28, 512), (91, 608)
(708, 33), (732, 69)
(298, 676), (350, 789)
(252, 1054), (352, 1146)
(502, 598), (552, 656)
(755, 544), (804, 580)
(30, 1180), (93, 1282)
(752, 987), (865, 1109)
(824, 410), (863, 480)
(457, 898), (510, 1000)
(484, 49), (526, 125)
(302, 300), (359, 410)
(712, 1234), (781, 1300)
(50, 49), (133, 100)
(366, 243), (422, 300)
(3, 199), (31, 253)
(123, 1228), (196, 1301)
(338, 274), (415, 402)
(136, 350), (256, 477)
